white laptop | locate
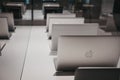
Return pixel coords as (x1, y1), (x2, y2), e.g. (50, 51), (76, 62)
(48, 17), (84, 36)
(51, 23), (99, 55)
(0, 17), (11, 38)
(46, 13), (76, 28)
(54, 36), (120, 71)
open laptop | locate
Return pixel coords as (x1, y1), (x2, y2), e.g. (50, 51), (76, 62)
(51, 23), (99, 55)
(54, 36), (120, 71)
(75, 67), (120, 80)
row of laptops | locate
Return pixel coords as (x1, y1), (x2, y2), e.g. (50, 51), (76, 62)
(46, 13), (120, 80)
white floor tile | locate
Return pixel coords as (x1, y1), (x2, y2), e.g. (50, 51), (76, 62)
(0, 26), (32, 80)
(0, 26), (74, 80)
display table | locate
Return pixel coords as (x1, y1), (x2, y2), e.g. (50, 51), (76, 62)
(42, 3), (63, 19)
(42, 3), (60, 14)
(2, 2), (26, 19)
(83, 4), (94, 22)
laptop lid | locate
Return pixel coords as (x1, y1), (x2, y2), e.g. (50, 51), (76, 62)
(56, 36), (120, 71)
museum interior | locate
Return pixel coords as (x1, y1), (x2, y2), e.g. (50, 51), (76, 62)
(0, 0), (120, 80)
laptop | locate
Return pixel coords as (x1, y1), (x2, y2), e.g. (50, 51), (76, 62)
(51, 23), (99, 55)
(75, 67), (120, 80)
(54, 36), (120, 71)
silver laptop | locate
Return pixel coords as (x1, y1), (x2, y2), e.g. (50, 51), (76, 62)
(51, 23), (99, 55)
(54, 36), (120, 71)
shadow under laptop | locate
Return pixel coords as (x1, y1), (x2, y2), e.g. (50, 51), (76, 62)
(112, 32), (120, 35)
(54, 71), (75, 76)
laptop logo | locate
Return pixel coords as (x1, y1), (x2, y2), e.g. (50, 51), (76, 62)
(85, 50), (94, 58)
